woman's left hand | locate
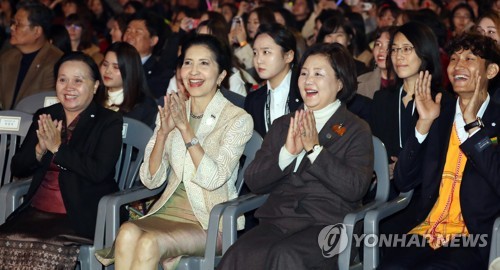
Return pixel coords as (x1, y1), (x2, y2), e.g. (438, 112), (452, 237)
(38, 114), (62, 154)
(170, 92), (189, 132)
(299, 110), (319, 152)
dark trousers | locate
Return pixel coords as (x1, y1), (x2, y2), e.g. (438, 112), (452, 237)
(217, 221), (338, 270)
(378, 234), (486, 270)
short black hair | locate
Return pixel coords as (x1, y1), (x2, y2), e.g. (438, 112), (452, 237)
(17, 0), (53, 39)
(446, 33), (500, 67)
(129, 10), (170, 55)
(54, 51), (104, 96)
(298, 43), (357, 103)
(387, 21), (443, 91)
(179, 34), (232, 88)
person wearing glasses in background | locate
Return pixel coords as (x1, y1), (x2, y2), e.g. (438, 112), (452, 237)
(0, 0), (63, 110)
(369, 22), (447, 201)
(380, 32), (500, 270)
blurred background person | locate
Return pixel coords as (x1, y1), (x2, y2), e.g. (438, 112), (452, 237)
(65, 13), (104, 64)
(97, 41), (157, 128)
(0, 0), (63, 110)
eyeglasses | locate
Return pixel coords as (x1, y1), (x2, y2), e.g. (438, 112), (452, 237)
(10, 20), (32, 30)
(390, 46), (414, 56)
(65, 24), (82, 31)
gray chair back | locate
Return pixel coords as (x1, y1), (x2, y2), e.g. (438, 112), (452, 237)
(372, 136), (390, 203)
(0, 110), (32, 187)
(14, 91), (59, 114)
(115, 117), (154, 190)
(77, 117), (153, 270)
(236, 130), (263, 194)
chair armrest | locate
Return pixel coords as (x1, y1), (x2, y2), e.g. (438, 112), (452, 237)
(199, 201), (234, 270)
(0, 180), (31, 224)
(363, 191), (413, 270)
(338, 198), (388, 270)
(489, 216), (500, 266)
(102, 183), (166, 247)
(177, 194), (269, 270)
(222, 193), (269, 253)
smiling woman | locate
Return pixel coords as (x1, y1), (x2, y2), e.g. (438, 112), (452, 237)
(96, 35), (254, 270)
(0, 52), (123, 269)
(218, 43), (373, 270)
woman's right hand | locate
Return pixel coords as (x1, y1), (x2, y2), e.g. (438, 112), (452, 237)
(414, 71), (442, 135)
(285, 110), (304, 155)
(157, 95), (176, 137)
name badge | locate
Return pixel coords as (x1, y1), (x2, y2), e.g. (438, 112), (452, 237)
(44, 97), (60, 107)
(0, 116), (21, 131)
(122, 123), (128, 139)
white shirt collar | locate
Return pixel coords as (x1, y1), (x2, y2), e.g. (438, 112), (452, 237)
(264, 70), (293, 131)
(141, 54), (152, 65)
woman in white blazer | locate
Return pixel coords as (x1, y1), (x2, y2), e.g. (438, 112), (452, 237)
(99, 35), (254, 270)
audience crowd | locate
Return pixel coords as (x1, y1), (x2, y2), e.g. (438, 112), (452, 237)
(0, 0), (499, 269)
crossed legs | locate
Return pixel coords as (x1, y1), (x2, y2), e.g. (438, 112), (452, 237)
(114, 217), (208, 270)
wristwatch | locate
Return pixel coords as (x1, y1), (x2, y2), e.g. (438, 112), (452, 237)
(306, 144), (321, 155)
(464, 117), (485, 131)
(185, 137), (199, 149)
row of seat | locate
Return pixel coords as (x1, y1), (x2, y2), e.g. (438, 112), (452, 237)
(2, 93), (499, 269)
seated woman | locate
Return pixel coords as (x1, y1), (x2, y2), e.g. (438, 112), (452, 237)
(218, 42), (374, 269)
(357, 26), (397, 99)
(0, 52), (123, 268)
(97, 34), (254, 270)
(246, 23), (302, 138)
(97, 41), (157, 128)
(65, 13), (104, 65)
(370, 21), (444, 185)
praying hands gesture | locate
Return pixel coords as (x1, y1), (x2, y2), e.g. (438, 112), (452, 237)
(169, 91), (189, 133)
(414, 71), (442, 135)
(285, 110), (319, 155)
(157, 94), (176, 137)
(35, 114), (62, 160)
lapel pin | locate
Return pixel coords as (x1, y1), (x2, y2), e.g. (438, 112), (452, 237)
(326, 133), (332, 139)
(492, 122), (496, 127)
(332, 123), (346, 136)
(90, 114), (95, 118)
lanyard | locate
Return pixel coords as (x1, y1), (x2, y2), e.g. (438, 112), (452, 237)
(265, 89), (290, 131)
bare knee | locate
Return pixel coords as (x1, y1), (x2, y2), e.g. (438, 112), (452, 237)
(115, 222), (142, 253)
(134, 232), (160, 263)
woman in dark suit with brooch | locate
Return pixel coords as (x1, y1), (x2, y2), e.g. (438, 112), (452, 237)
(218, 42), (374, 270)
(0, 52), (123, 268)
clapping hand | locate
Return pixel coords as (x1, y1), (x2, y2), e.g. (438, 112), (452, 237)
(170, 92), (189, 132)
(36, 114), (62, 154)
(414, 71), (442, 134)
(285, 110), (320, 155)
(299, 110), (319, 152)
(463, 71), (486, 125)
(157, 94), (176, 137)
(285, 110), (305, 155)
